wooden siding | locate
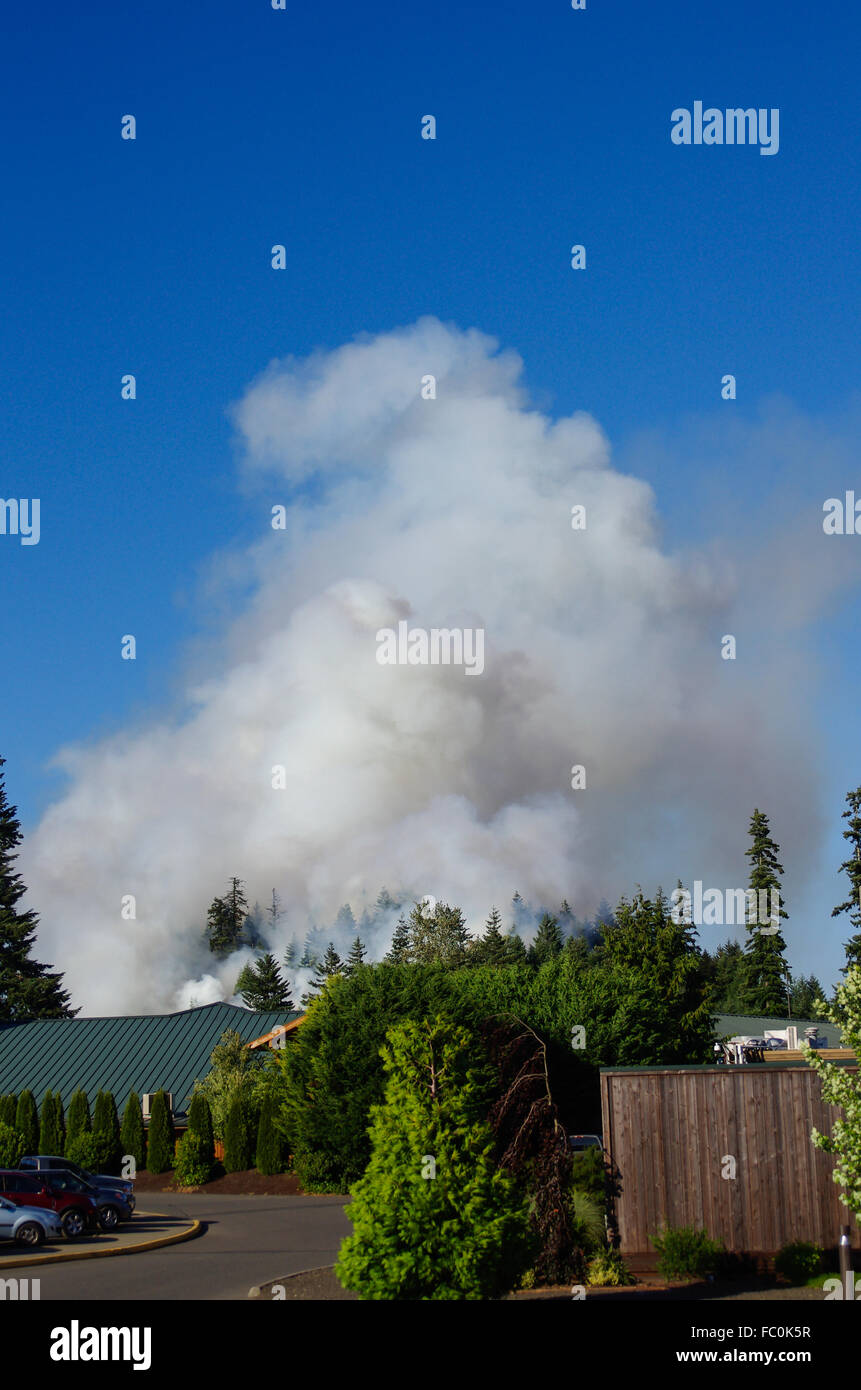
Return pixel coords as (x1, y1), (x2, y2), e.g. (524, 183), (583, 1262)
(600, 1065), (859, 1255)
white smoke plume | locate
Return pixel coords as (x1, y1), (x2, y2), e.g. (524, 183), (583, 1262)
(20, 319), (847, 1013)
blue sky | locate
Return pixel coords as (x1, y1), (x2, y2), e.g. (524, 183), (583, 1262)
(2, 0), (860, 998)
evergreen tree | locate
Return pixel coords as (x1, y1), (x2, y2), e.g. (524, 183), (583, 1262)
(66, 1089), (91, 1151)
(832, 786), (861, 973)
(255, 1090), (285, 1175)
(471, 907), (509, 965)
(299, 933), (317, 969)
(335, 1016), (531, 1299)
(0, 1094), (16, 1128)
(92, 1090), (121, 1172)
(146, 1091), (175, 1174)
(0, 755), (76, 1022)
(344, 937), (367, 976)
(39, 1090), (62, 1153)
(237, 953), (293, 1011)
(528, 912), (564, 966)
(54, 1092), (65, 1154)
(15, 1089), (38, 1152)
(741, 809), (790, 1015)
(503, 924), (528, 962)
(304, 943), (343, 1005)
(386, 915), (411, 964)
(335, 904), (357, 934)
(204, 877), (250, 957)
(120, 1091), (146, 1174)
(408, 900), (470, 967)
(283, 938), (298, 970)
(702, 939), (748, 1014)
(790, 973), (828, 1020)
(223, 1094), (253, 1172)
(186, 1092), (215, 1169)
(374, 887), (399, 918)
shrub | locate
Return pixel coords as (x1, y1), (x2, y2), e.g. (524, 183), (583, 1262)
(774, 1241), (824, 1285)
(650, 1225), (725, 1281)
(0, 1120), (25, 1168)
(570, 1146), (607, 1204)
(92, 1091), (122, 1173)
(120, 1091), (146, 1176)
(255, 1091), (285, 1175)
(223, 1095), (253, 1173)
(38, 1090), (63, 1154)
(0, 1095), (16, 1128)
(65, 1132), (105, 1172)
(336, 1016), (532, 1300)
(186, 1092), (215, 1167)
(146, 1091), (175, 1174)
(65, 1090), (91, 1151)
(174, 1131), (213, 1187)
(14, 1090), (38, 1153)
(586, 1248), (636, 1287)
(54, 1092), (65, 1153)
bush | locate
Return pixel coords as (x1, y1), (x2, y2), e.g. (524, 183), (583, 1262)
(186, 1093), (215, 1168)
(39, 1090), (63, 1154)
(65, 1132), (106, 1172)
(223, 1095), (253, 1173)
(774, 1241), (824, 1285)
(14, 1090), (38, 1153)
(120, 1091), (146, 1176)
(65, 1090), (91, 1151)
(174, 1131), (213, 1187)
(146, 1091), (175, 1174)
(54, 1092), (65, 1154)
(567, 1188), (606, 1255)
(92, 1091), (122, 1173)
(336, 1016), (532, 1300)
(255, 1091), (285, 1175)
(586, 1248), (636, 1287)
(0, 1120), (25, 1168)
(650, 1225), (725, 1281)
(0, 1095), (15, 1128)
(569, 1146), (607, 1204)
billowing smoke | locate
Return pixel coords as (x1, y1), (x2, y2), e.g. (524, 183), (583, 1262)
(21, 319), (843, 1012)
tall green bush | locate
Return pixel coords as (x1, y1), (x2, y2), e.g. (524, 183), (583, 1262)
(15, 1090), (38, 1152)
(174, 1130), (213, 1187)
(336, 1016), (532, 1299)
(0, 1094), (17, 1128)
(39, 1090), (63, 1154)
(255, 1091), (285, 1175)
(223, 1095), (253, 1173)
(146, 1091), (175, 1174)
(92, 1091), (121, 1173)
(0, 1120), (25, 1168)
(54, 1092), (65, 1154)
(65, 1090), (91, 1151)
(186, 1092), (215, 1168)
(120, 1091), (146, 1176)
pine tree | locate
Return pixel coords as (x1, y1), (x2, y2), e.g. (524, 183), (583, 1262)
(120, 1091), (146, 1174)
(408, 900), (470, 967)
(186, 1092), (215, 1168)
(471, 907), (509, 965)
(283, 939), (298, 970)
(832, 787), (861, 973)
(344, 936), (367, 976)
(66, 1089), (91, 1150)
(223, 1094), (252, 1172)
(92, 1090), (121, 1172)
(335, 1016), (532, 1299)
(303, 943), (343, 1005)
(146, 1091), (175, 1174)
(255, 1090), (285, 1175)
(15, 1090), (38, 1152)
(386, 915), (411, 964)
(204, 877), (250, 957)
(299, 933), (317, 969)
(374, 888), (399, 918)
(0, 756), (76, 1022)
(528, 913), (564, 966)
(237, 953), (293, 1011)
(39, 1090), (62, 1153)
(335, 904), (357, 934)
(741, 809), (790, 1016)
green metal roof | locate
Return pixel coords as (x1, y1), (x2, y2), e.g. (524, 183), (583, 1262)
(0, 1002), (296, 1116)
(713, 1013), (845, 1047)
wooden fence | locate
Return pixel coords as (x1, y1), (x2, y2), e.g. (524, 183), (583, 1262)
(600, 1062), (859, 1255)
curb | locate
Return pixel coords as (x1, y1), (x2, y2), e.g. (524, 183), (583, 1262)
(249, 1264), (334, 1298)
(0, 1214), (203, 1269)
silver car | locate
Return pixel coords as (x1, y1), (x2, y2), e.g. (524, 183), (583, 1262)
(0, 1194), (64, 1249)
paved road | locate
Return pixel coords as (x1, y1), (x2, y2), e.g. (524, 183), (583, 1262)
(8, 1194), (350, 1301)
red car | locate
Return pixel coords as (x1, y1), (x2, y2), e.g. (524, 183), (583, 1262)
(0, 1170), (97, 1239)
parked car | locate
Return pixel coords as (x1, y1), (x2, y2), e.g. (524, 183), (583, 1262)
(18, 1155), (135, 1208)
(568, 1133), (603, 1152)
(40, 1169), (134, 1230)
(0, 1170), (98, 1238)
(0, 1194), (64, 1248)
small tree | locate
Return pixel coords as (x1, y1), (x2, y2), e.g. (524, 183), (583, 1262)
(344, 937), (367, 976)
(191, 1029), (263, 1141)
(385, 915), (411, 964)
(335, 1015), (531, 1299)
(805, 965), (861, 1218)
(54, 1092), (65, 1154)
(65, 1089), (91, 1151)
(0, 1120), (24, 1168)
(0, 1094), (16, 1128)
(255, 1090), (285, 1175)
(15, 1090), (38, 1152)
(120, 1091), (146, 1175)
(186, 1092), (215, 1169)
(223, 1095), (253, 1173)
(92, 1091), (122, 1173)
(146, 1091), (175, 1174)
(39, 1090), (62, 1154)
(236, 953), (293, 1011)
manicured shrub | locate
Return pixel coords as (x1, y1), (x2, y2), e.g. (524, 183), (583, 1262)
(0, 1095), (17, 1128)
(650, 1225), (725, 1281)
(186, 1092), (215, 1168)
(586, 1248), (636, 1286)
(336, 1016), (532, 1300)
(54, 1093), (65, 1153)
(65, 1090), (91, 1151)
(774, 1241), (824, 1285)
(174, 1130), (213, 1187)
(0, 1120), (25, 1168)
(39, 1090), (63, 1154)
(223, 1095), (253, 1173)
(146, 1091), (175, 1174)
(15, 1090), (38, 1153)
(255, 1091), (285, 1175)
(65, 1132), (103, 1172)
(92, 1091), (122, 1173)
(120, 1091), (146, 1176)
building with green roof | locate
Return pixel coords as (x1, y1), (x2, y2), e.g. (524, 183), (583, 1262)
(0, 1002), (296, 1119)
